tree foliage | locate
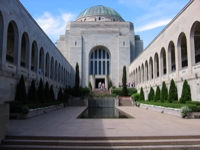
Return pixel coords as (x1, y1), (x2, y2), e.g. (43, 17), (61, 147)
(37, 78), (45, 103)
(58, 87), (63, 101)
(50, 85), (55, 101)
(15, 75), (27, 104)
(44, 81), (50, 102)
(160, 81), (168, 102)
(139, 87), (145, 101)
(180, 80), (191, 103)
(122, 66), (128, 96)
(28, 79), (37, 103)
(148, 87), (154, 101)
(154, 86), (160, 102)
(75, 62), (80, 95)
(168, 79), (178, 103)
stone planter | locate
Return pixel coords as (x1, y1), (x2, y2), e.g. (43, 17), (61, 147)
(140, 103), (181, 117)
(10, 104), (64, 119)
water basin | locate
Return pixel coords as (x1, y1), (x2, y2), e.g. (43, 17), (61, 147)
(77, 107), (134, 119)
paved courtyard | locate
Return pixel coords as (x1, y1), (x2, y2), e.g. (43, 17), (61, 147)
(8, 107), (200, 137)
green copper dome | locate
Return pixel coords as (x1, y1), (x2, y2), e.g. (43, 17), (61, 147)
(76, 5), (124, 20)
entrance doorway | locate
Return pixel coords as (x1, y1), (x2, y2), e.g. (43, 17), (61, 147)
(95, 78), (105, 88)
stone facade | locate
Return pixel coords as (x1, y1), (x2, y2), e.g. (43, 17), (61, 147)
(129, 0), (200, 101)
(0, 0), (72, 103)
(57, 6), (143, 88)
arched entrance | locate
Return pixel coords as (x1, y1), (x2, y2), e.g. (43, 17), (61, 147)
(89, 46), (110, 89)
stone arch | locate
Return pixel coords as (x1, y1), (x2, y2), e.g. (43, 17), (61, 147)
(190, 21), (200, 65)
(58, 63), (60, 82)
(141, 63), (144, 83)
(0, 11), (4, 62)
(6, 21), (19, 64)
(168, 41), (176, 73)
(89, 46), (110, 75)
(55, 60), (57, 81)
(154, 53), (159, 78)
(20, 32), (29, 68)
(178, 32), (188, 68)
(160, 48), (167, 75)
(50, 57), (54, 79)
(45, 52), (49, 77)
(138, 66), (141, 84)
(135, 68), (138, 85)
(145, 60), (148, 81)
(39, 48), (44, 75)
(31, 41), (38, 72)
(149, 57), (153, 80)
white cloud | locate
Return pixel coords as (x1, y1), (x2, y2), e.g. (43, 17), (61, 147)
(135, 19), (171, 32)
(35, 12), (74, 42)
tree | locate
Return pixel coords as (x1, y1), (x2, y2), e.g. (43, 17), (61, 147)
(139, 87), (145, 101)
(148, 87), (154, 101)
(15, 75), (27, 104)
(168, 79), (178, 103)
(37, 78), (45, 103)
(28, 79), (37, 103)
(57, 87), (63, 101)
(154, 86), (160, 102)
(180, 80), (191, 103)
(44, 81), (50, 102)
(50, 85), (55, 101)
(122, 66), (128, 96)
(75, 62), (80, 95)
(160, 81), (168, 102)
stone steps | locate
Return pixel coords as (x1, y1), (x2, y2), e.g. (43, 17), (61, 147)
(119, 98), (132, 106)
(1, 135), (200, 150)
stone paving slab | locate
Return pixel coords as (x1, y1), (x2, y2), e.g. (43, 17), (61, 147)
(7, 106), (200, 137)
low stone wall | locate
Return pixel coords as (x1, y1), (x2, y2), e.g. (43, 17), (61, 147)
(10, 104), (64, 119)
(0, 103), (9, 141)
(140, 103), (181, 117)
(84, 98), (119, 107)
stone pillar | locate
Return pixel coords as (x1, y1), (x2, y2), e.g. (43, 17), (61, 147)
(105, 75), (108, 90)
(90, 75), (95, 89)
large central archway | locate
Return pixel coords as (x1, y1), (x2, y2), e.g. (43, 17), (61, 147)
(89, 46), (111, 89)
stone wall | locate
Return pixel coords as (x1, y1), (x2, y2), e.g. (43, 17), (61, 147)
(0, 104), (9, 141)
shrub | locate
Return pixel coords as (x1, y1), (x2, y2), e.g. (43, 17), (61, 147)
(50, 85), (55, 101)
(21, 106), (29, 114)
(188, 105), (200, 112)
(139, 87), (145, 101)
(112, 88), (136, 96)
(168, 79), (178, 103)
(44, 81), (50, 102)
(88, 81), (92, 90)
(37, 78), (45, 103)
(28, 79), (37, 103)
(57, 87), (63, 101)
(112, 88), (122, 95)
(79, 87), (90, 96)
(131, 93), (140, 101)
(148, 87), (154, 101)
(180, 106), (191, 118)
(108, 81), (112, 90)
(185, 101), (200, 106)
(135, 102), (140, 107)
(122, 66), (128, 96)
(15, 75), (27, 104)
(128, 88), (137, 96)
(180, 80), (191, 103)
(154, 86), (160, 102)
(75, 62), (80, 95)
(160, 81), (168, 102)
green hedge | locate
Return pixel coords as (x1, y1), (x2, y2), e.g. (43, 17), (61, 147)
(112, 88), (137, 96)
(131, 93), (140, 101)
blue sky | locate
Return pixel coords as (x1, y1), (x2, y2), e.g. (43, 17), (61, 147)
(19, 0), (189, 48)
